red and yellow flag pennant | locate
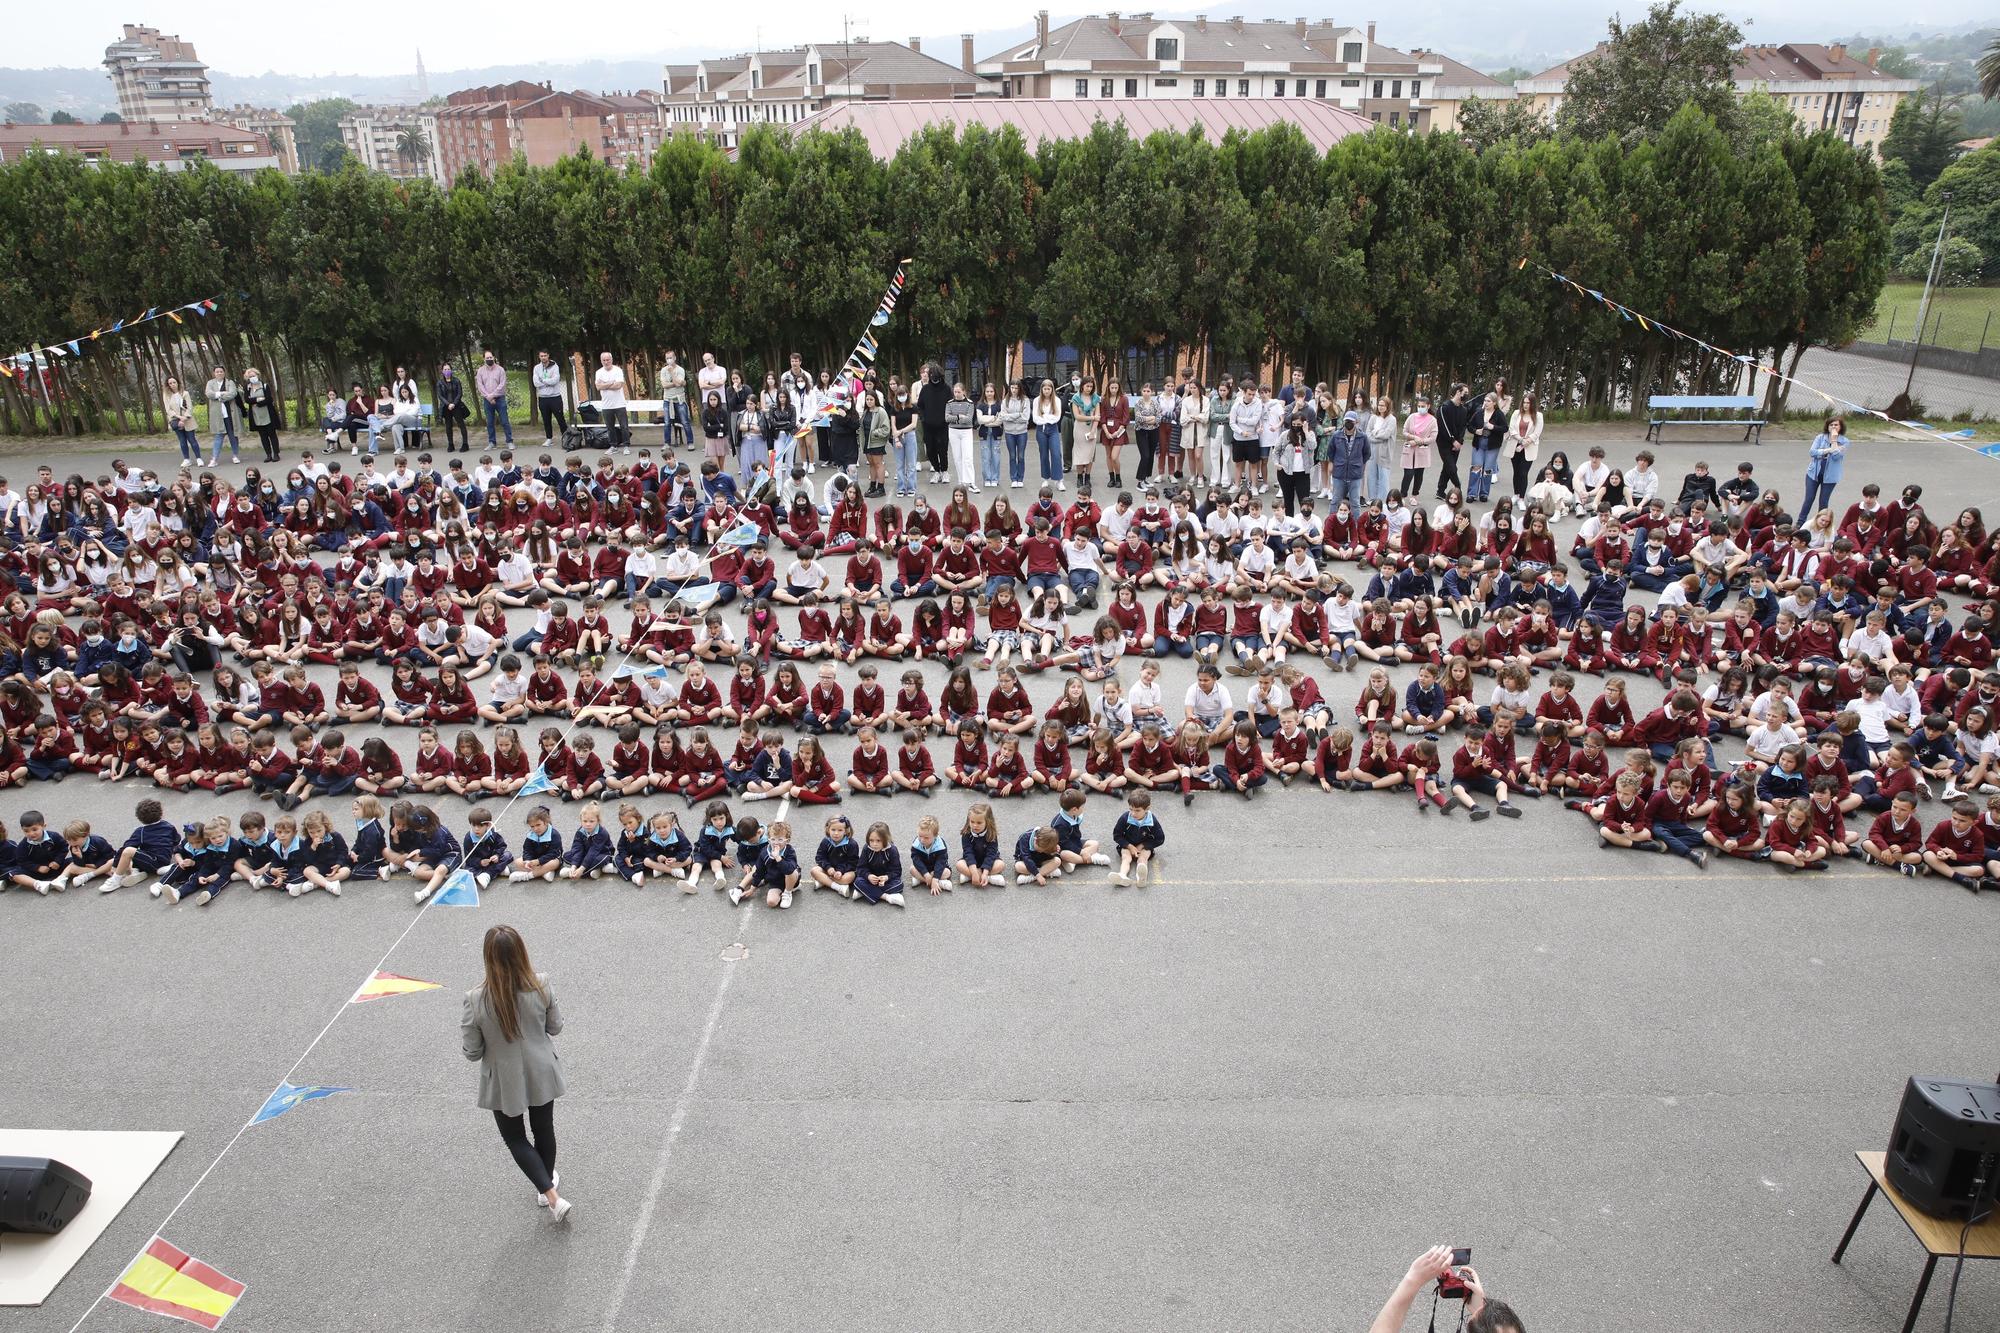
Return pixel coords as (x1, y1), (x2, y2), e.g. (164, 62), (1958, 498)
(353, 970), (441, 1003)
(108, 1237), (246, 1329)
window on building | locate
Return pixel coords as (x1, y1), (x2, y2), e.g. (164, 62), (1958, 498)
(1102, 78), (1115, 98)
(1373, 79), (1384, 97)
(1388, 111), (1400, 125)
(751, 69), (761, 89)
(808, 64), (820, 84)
(1343, 40), (1363, 61)
(1076, 78), (1090, 97)
(1156, 78), (1178, 89)
(1125, 78), (1138, 97)
(1194, 78), (1206, 95)
(1410, 80), (1421, 98)
(1294, 79), (1306, 95)
(1315, 79), (1327, 97)
(1212, 79), (1225, 97)
(1237, 78), (1249, 96)
(1341, 78), (1360, 88)
(1391, 80), (1402, 98)
(1154, 37), (1179, 60)
(1370, 111), (1381, 121)
(1273, 80), (1285, 97)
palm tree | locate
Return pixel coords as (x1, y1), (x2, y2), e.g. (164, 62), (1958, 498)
(1979, 36), (1999, 101)
(394, 125), (431, 172)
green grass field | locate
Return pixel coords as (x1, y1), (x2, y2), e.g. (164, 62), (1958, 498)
(1857, 282), (2000, 353)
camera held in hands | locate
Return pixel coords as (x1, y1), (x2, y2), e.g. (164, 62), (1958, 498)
(1438, 1248), (1473, 1300)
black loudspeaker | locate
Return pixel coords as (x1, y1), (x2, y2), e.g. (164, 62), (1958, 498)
(0, 1156), (93, 1234)
(1887, 1076), (2000, 1221)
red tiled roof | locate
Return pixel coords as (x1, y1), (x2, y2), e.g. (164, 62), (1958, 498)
(788, 97), (1372, 159)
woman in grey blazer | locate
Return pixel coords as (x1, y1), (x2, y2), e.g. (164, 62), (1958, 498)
(462, 924), (572, 1222)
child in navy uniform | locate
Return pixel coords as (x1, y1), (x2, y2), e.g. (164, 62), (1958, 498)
(509, 806), (564, 882)
(54, 819), (117, 891)
(910, 814), (952, 895)
(559, 801), (615, 879)
(854, 821), (905, 906)
(688, 801), (735, 890)
(1051, 788), (1111, 873)
(350, 795), (388, 880)
(11, 810), (70, 895)
(458, 805), (512, 887)
(737, 818), (800, 909)
(178, 816), (238, 906)
(810, 814), (860, 897)
(106, 798), (178, 893)
(642, 811), (696, 891)
(1110, 789), (1166, 885)
(234, 812), (280, 890)
(1012, 823), (1064, 885)
(955, 803), (1006, 887)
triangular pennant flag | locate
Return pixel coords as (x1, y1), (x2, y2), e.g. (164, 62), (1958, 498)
(719, 518), (764, 548)
(109, 1238), (246, 1329)
(110, 318), (124, 333)
(252, 1081), (350, 1124)
(871, 309), (889, 326)
(1516, 256), (1529, 270)
(430, 868), (480, 906)
(66, 340), (81, 355)
(143, 306), (159, 320)
(519, 764), (557, 796)
(167, 311), (183, 324)
(353, 971), (442, 1003)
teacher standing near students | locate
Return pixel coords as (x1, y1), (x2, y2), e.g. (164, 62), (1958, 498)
(462, 924), (573, 1223)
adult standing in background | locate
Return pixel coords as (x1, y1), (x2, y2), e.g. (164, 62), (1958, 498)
(204, 365), (240, 466)
(696, 353), (728, 454)
(1434, 383), (1470, 501)
(890, 376), (920, 498)
(475, 351), (512, 447)
(1801, 417), (1848, 521)
(594, 352), (630, 452)
(1501, 390), (1543, 501)
(461, 924), (572, 1224)
(162, 375), (199, 464)
(532, 351), (567, 442)
(918, 363), (951, 484)
(659, 351), (690, 449)
(436, 362), (468, 453)
(242, 368), (281, 464)
(1363, 396), (1397, 504)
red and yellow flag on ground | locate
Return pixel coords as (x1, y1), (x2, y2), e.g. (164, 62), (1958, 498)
(352, 970), (441, 1003)
(108, 1238), (245, 1329)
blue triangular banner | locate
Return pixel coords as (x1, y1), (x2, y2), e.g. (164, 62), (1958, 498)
(252, 1081), (350, 1124)
(431, 869), (480, 906)
(519, 765), (556, 796)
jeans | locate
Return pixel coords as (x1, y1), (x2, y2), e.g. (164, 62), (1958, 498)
(1468, 443), (1500, 500)
(172, 427), (200, 461)
(1799, 475), (1838, 520)
(895, 429), (920, 495)
(210, 419), (238, 461)
(1035, 424), (1063, 483)
(1365, 457), (1393, 503)
(664, 399), (691, 446)
(979, 431), (1003, 486)
(1005, 432), (1028, 484)
(494, 1101), (557, 1193)
(1067, 569), (1101, 602)
(537, 396), (567, 439)
(482, 395), (512, 444)
(1328, 477), (1363, 510)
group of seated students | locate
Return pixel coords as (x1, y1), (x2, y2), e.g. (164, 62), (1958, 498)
(3, 437), (2000, 904)
(20, 786), (1171, 909)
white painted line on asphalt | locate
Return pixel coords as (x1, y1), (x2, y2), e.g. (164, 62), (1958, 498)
(599, 798), (783, 1332)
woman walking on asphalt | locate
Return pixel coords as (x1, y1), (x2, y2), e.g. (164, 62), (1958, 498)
(462, 924), (572, 1223)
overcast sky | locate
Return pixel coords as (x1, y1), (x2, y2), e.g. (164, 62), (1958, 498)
(14, 0), (1995, 73)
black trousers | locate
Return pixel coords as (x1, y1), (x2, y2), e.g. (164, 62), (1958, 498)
(538, 396), (568, 440)
(1277, 468), (1311, 516)
(443, 412), (469, 449)
(256, 421), (281, 461)
(1510, 453), (1532, 498)
(1435, 442), (1462, 498)
(494, 1100), (557, 1192)
(922, 422), (948, 473)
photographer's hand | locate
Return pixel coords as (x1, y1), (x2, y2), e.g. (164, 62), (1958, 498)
(1368, 1247), (1454, 1333)
(1460, 1265), (1487, 1321)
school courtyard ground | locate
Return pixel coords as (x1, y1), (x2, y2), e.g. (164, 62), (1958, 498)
(5, 421), (1999, 1332)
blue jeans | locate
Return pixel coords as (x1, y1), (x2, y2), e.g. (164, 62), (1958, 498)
(1365, 457), (1392, 503)
(1468, 444), (1500, 500)
(1328, 477), (1363, 510)
(1036, 424), (1063, 483)
(1005, 432), (1028, 485)
(895, 429), (920, 495)
(1799, 475), (1838, 520)
(482, 396), (512, 444)
(172, 427), (200, 461)
(665, 399), (691, 446)
(979, 431), (1003, 486)
(210, 418), (238, 460)
(1067, 569), (1100, 601)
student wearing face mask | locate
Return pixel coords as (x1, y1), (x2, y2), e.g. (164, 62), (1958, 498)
(475, 351), (512, 446)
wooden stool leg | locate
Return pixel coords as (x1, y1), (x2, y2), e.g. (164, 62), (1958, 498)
(1832, 1181), (1879, 1264)
(1900, 1254), (1938, 1333)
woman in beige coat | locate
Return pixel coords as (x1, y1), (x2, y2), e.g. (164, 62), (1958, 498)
(462, 924), (572, 1222)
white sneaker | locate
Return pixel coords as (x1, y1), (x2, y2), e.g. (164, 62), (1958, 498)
(69, 869), (98, 887)
(548, 1197), (572, 1224)
(1110, 871), (1131, 886)
(1944, 783), (1964, 801)
(742, 790), (766, 801)
(536, 1171), (560, 1205)
(324, 882), (341, 897)
(1057, 480), (1067, 492)
(149, 880), (165, 898)
(476, 872), (492, 888)
(414, 884), (432, 904)
(508, 869), (533, 882)
(119, 868), (149, 889)
(32, 879), (51, 896)
(542, 870), (556, 882)
(779, 888), (794, 909)
(49, 875), (69, 893)
(630, 873), (646, 888)
(728, 886), (745, 904)
(287, 883), (303, 897)
(590, 867), (606, 878)
(1011, 480), (1023, 489)
(885, 892), (905, 907)
(192, 889), (213, 906)
(1089, 853), (1111, 867)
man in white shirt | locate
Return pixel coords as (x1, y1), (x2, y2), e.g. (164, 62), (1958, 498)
(1573, 447), (1611, 510)
(594, 352), (630, 453)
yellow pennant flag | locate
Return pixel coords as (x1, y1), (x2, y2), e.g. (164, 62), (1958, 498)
(352, 971), (442, 1003)
(109, 1238), (245, 1329)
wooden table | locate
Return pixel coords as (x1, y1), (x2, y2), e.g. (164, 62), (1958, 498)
(1831, 1150), (2000, 1332)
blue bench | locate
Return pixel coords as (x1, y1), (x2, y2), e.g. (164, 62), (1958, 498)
(1646, 395), (1765, 446)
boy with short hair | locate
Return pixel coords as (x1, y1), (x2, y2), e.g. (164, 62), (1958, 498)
(1109, 789), (1165, 886)
(106, 797), (178, 892)
(54, 819), (118, 891)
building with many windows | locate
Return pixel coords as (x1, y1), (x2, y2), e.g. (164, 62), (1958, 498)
(339, 106), (445, 183)
(0, 119), (279, 174)
(1517, 41), (1923, 155)
(662, 39), (991, 149)
(431, 82), (666, 179)
(974, 12), (1480, 131)
(212, 105), (299, 174)
(101, 25), (213, 124)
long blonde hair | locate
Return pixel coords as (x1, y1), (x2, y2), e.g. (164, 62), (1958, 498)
(481, 924), (547, 1043)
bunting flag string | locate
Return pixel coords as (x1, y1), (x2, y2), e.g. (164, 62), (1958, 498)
(796, 259), (912, 442)
(1526, 261), (1993, 456)
(1, 293), (224, 382)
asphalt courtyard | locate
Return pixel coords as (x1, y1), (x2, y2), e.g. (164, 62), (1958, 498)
(6, 421), (2000, 1332)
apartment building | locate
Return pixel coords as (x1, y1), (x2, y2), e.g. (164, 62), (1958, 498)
(340, 106), (445, 183)
(662, 39), (991, 149)
(432, 82), (666, 178)
(101, 25), (212, 124)
(0, 119), (279, 173)
(212, 105), (299, 174)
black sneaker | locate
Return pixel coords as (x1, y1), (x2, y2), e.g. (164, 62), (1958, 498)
(1469, 806), (1491, 821)
(1497, 802), (1522, 819)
